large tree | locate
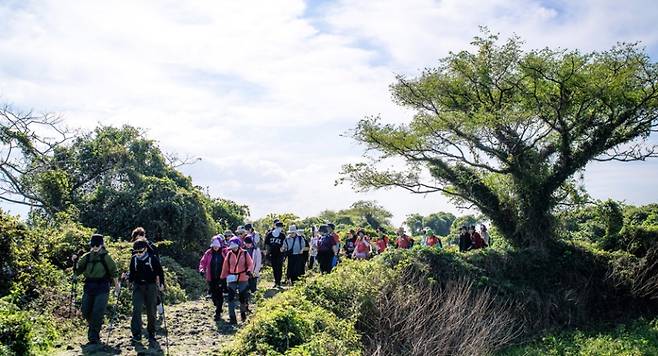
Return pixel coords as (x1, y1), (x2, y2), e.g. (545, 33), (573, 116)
(341, 33), (658, 250)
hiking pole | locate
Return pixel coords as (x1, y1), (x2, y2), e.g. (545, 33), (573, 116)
(69, 255), (79, 318)
(68, 273), (77, 318)
(160, 290), (170, 356)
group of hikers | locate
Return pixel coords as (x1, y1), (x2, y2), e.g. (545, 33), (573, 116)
(70, 220), (491, 348)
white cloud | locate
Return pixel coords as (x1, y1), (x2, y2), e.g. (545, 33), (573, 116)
(0, 0), (657, 226)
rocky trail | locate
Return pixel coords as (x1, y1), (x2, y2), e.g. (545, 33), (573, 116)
(54, 287), (281, 356)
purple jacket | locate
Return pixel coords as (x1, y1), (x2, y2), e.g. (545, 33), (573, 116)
(198, 248), (227, 282)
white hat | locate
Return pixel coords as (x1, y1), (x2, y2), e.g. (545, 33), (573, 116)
(287, 225), (298, 234)
(210, 239), (222, 248)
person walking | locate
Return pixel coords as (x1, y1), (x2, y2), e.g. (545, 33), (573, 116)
(458, 226), (472, 252)
(243, 236), (261, 313)
(131, 227), (165, 318)
(265, 221), (285, 288)
(308, 226), (319, 270)
(282, 225), (306, 285)
(470, 225), (487, 249)
(480, 224), (491, 247)
(127, 240), (165, 344)
(375, 227), (389, 254)
(221, 238), (254, 324)
(352, 230), (372, 260)
(198, 236), (227, 321)
(72, 234), (120, 346)
(424, 228), (443, 249)
(316, 225), (338, 274)
(344, 230), (357, 259)
(395, 227), (414, 249)
(328, 223), (340, 267)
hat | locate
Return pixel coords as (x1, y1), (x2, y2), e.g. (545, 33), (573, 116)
(327, 223), (335, 230)
(318, 224), (329, 234)
(224, 230), (235, 237)
(133, 240), (148, 252)
(287, 225), (298, 234)
(90, 234), (104, 247)
(244, 236), (253, 244)
(228, 237), (241, 249)
(210, 238), (223, 248)
(244, 223), (253, 231)
(273, 219), (281, 225)
(236, 225), (246, 233)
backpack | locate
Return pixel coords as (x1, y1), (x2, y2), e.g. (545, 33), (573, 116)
(317, 234), (334, 252)
(83, 253), (111, 282)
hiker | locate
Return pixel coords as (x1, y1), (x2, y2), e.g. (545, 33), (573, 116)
(224, 229), (238, 246)
(328, 223), (340, 267)
(198, 236), (227, 321)
(282, 225), (306, 285)
(395, 227), (414, 249)
(301, 230), (310, 272)
(458, 225), (472, 252)
(375, 227), (389, 254)
(244, 223), (261, 249)
(127, 239), (165, 344)
(72, 234), (120, 345)
(352, 230), (372, 260)
(308, 226), (319, 270)
(131, 227), (165, 318)
(480, 224), (490, 247)
(316, 224), (338, 274)
(243, 236), (261, 313)
(344, 230), (357, 259)
(220, 238), (254, 324)
(470, 225), (487, 249)
(424, 228), (443, 249)
(265, 220), (285, 288)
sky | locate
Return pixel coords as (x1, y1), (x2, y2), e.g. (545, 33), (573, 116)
(1, 0), (658, 226)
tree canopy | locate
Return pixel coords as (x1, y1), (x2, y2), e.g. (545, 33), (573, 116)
(341, 32), (658, 249)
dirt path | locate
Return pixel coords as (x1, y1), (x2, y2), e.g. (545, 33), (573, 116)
(54, 297), (245, 356)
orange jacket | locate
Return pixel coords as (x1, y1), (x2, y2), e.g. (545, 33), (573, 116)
(220, 249), (254, 282)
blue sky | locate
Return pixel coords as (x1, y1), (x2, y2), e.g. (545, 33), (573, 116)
(1, 0), (657, 226)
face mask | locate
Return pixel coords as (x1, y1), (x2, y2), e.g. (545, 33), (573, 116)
(275, 227), (282, 233)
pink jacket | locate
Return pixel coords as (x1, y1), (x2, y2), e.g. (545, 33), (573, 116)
(220, 249), (254, 283)
(198, 248), (227, 282)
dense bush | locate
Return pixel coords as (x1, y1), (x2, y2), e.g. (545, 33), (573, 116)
(223, 289), (361, 355)
(0, 301), (59, 356)
(502, 318), (658, 355)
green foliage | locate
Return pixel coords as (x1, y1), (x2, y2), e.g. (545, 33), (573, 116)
(222, 289), (361, 355)
(0, 301), (59, 356)
(341, 30), (658, 249)
(501, 318), (658, 356)
(209, 198), (250, 231)
(159, 256), (206, 301)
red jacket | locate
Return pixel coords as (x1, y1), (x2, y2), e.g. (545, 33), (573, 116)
(396, 235), (413, 249)
(220, 249), (254, 282)
(471, 232), (486, 249)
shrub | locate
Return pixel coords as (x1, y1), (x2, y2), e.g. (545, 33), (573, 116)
(502, 318), (658, 355)
(0, 301), (58, 356)
(222, 289), (361, 355)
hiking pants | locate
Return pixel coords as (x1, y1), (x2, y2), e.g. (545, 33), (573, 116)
(81, 291), (109, 343)
(308, 255), (317, 270)
(270, 254), (283, 285)
(287, 254), (303, 283)
(227, 281), (249, 321)
(209, 279), (226, 316)
(131, 283), (158, 338)
(317, 251), (334, 274)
